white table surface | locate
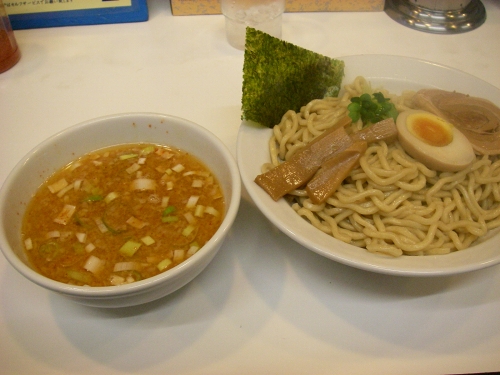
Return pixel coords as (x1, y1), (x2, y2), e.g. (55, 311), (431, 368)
(2, 1), (500, 374)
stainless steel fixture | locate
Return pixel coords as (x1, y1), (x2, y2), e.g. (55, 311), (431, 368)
(385, 0), (486, 33)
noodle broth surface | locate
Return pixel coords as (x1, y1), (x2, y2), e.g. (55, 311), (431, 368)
(22, 143), (225, 286)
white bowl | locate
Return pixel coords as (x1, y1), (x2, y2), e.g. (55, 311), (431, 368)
(237, 55), (500, 277)
(0, 113), (241, 308)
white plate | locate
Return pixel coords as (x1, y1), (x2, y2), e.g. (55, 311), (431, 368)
(237, 54), (500, 277)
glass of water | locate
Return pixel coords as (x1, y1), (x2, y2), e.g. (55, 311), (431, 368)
(221, 0), (286, 50)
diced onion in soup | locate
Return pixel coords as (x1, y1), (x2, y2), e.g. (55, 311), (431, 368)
(172, 164), (185, 173)
(192, 180), (203, 188)
(85, 243), (96, 253)
(75, 232), (87, 243)
(57, 183), (74, 197)
(161, 196), (170, 207)
(186, 195), (199, 208)
(194, 205), (205, 217)
(184, 212), (196, 224)
(204, 206), (220, 216)
(113, 262), (142, 272)
(187, 243), (200, 257)
(131, 178), (157, 191)
(110, 275), (126, 286)
(94, 217), (108, 233)
(173, 249), (185, 263)
(126, 163), (141, 174)
(73, 179), (82, 190)
(24, 238), (33, 250)
(84, 255), (105, 274)
(48, 178), (68, 194)
(126, 216), (149, 229)
(46, 230), (61, 239)
(53, 204), (76, 225)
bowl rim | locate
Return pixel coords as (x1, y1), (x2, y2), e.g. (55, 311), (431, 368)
(0, 112), (241, 297)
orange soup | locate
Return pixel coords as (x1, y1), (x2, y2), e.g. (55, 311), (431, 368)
(22, 143), (225, 287)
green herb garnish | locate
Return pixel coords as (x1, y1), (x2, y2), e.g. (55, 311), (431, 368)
(347, 92), (398, 127)
(242, 27), (345, 128)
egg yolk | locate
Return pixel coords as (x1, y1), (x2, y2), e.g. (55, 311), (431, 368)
(407, 113), (453, 147)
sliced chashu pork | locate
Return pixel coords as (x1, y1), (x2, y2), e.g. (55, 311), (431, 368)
(412, 89), (500, 155)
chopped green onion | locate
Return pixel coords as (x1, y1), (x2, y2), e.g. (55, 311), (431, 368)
(101, 217), (125, 235)
(104, 191), (119, 204)
(141, 236), (155, 246)
(141, 145), (155, 155)
(182, 225), (195, 237)
(73, 243), (85, 255)
(119, 153), (138, 160)
(162, 206), (176, 216)
(157, 258), (172, 271)
(129, 270), (143, 281)
(67, 269), (92, 284)
(119, 240), (142, 257)
(39, 241), (63, 260)
(162, 216), (179, 223)
(348, 92), (398, 127)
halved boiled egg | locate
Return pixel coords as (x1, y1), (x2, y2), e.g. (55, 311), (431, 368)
(396, 109), (475, 172)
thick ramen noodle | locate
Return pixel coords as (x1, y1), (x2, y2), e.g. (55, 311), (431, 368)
(262, 76), (500, 257)
(22, 143), (225, 286)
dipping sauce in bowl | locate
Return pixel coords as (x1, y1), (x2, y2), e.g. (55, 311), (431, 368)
(22, 143), (225, 287)
(0, 113), (241, 307)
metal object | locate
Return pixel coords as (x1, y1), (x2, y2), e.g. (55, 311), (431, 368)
(385, 0), (486, 34)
